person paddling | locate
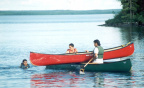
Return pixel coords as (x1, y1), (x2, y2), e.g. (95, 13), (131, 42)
(66, 43), (78, 53)
(20, 59), (30, 69)
(86, 39), (104, 64)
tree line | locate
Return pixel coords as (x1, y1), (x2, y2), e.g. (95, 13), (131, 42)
(105, 0), (144, 26)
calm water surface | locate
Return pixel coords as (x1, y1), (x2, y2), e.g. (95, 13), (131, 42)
(0, 14), (144, 88)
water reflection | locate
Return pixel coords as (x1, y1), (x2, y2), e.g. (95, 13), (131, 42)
(92, 72), (132, 87)
(31, 72), (84, 87)
(120, 26), (144, 42)
(31, 71), (134, 88)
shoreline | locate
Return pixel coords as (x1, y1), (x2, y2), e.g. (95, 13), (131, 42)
(99, 23), (144, 28)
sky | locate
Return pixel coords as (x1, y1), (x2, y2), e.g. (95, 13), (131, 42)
(0, 0), (122, 10)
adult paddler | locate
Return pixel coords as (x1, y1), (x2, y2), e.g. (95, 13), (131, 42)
(86, 39), (104, 64)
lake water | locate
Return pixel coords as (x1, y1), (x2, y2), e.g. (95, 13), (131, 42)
(0, 14), (144, 88)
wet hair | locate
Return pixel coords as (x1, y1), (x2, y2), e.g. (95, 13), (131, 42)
(93, 39), (101, 46)
(69, 43), (74, 47)
(22, 59), (27, 63)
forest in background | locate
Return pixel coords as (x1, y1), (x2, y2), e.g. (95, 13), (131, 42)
(105, 0), (144, 26)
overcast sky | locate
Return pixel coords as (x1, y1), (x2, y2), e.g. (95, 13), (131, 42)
(0, 0), (122, 10)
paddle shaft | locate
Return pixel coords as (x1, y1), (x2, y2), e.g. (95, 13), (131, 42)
(83, 58), (93, 68)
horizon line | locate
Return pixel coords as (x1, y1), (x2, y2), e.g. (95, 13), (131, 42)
(0, 9), (121, 11)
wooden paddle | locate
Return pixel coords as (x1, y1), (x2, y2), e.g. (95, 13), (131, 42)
(79, 58), (94, 74)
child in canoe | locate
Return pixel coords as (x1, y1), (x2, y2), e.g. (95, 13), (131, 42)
(66, 43), (78, 53)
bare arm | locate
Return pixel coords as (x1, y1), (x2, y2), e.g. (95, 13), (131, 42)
(85, 50), (93, 54)
(75, 48), (78, 52)
(85, 50), (89, 52)
(66, 51), (69, 53)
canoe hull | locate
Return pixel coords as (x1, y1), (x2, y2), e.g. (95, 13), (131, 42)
(46, 59), (132, 72)
(30, 53), (93, 66)
(103, 43), (134, 59)
(84, 59), (132, 72)
(30, 43), (134, 66)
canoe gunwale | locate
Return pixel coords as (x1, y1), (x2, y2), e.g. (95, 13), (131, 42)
(104, 42), (133, 52)
(30, 42), (133, 56)
(80, 59), (130, 65)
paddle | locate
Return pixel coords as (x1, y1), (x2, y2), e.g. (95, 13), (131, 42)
(79, 57), (94, 74)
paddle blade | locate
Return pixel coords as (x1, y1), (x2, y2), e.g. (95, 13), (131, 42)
(79, 69), (85, 74)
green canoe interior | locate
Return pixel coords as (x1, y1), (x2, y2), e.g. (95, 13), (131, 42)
(46, 59), (132, 72)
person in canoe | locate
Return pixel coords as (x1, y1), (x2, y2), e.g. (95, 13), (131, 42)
(86, 39), (104, 64)
(20, 59), (30, 69)
(66, 43), (78, 53)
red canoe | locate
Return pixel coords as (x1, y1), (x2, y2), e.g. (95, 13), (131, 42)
(30, 42), (134, 66)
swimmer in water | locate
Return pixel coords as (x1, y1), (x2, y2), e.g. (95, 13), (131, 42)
(20, 59), (30, 69)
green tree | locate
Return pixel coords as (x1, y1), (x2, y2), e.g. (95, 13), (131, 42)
(105, 0), (144, 26)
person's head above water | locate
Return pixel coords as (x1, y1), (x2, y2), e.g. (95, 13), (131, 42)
(22, 59), (28, 66)
(20, 59), (30, 69)
(22, 59), (27, 62)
